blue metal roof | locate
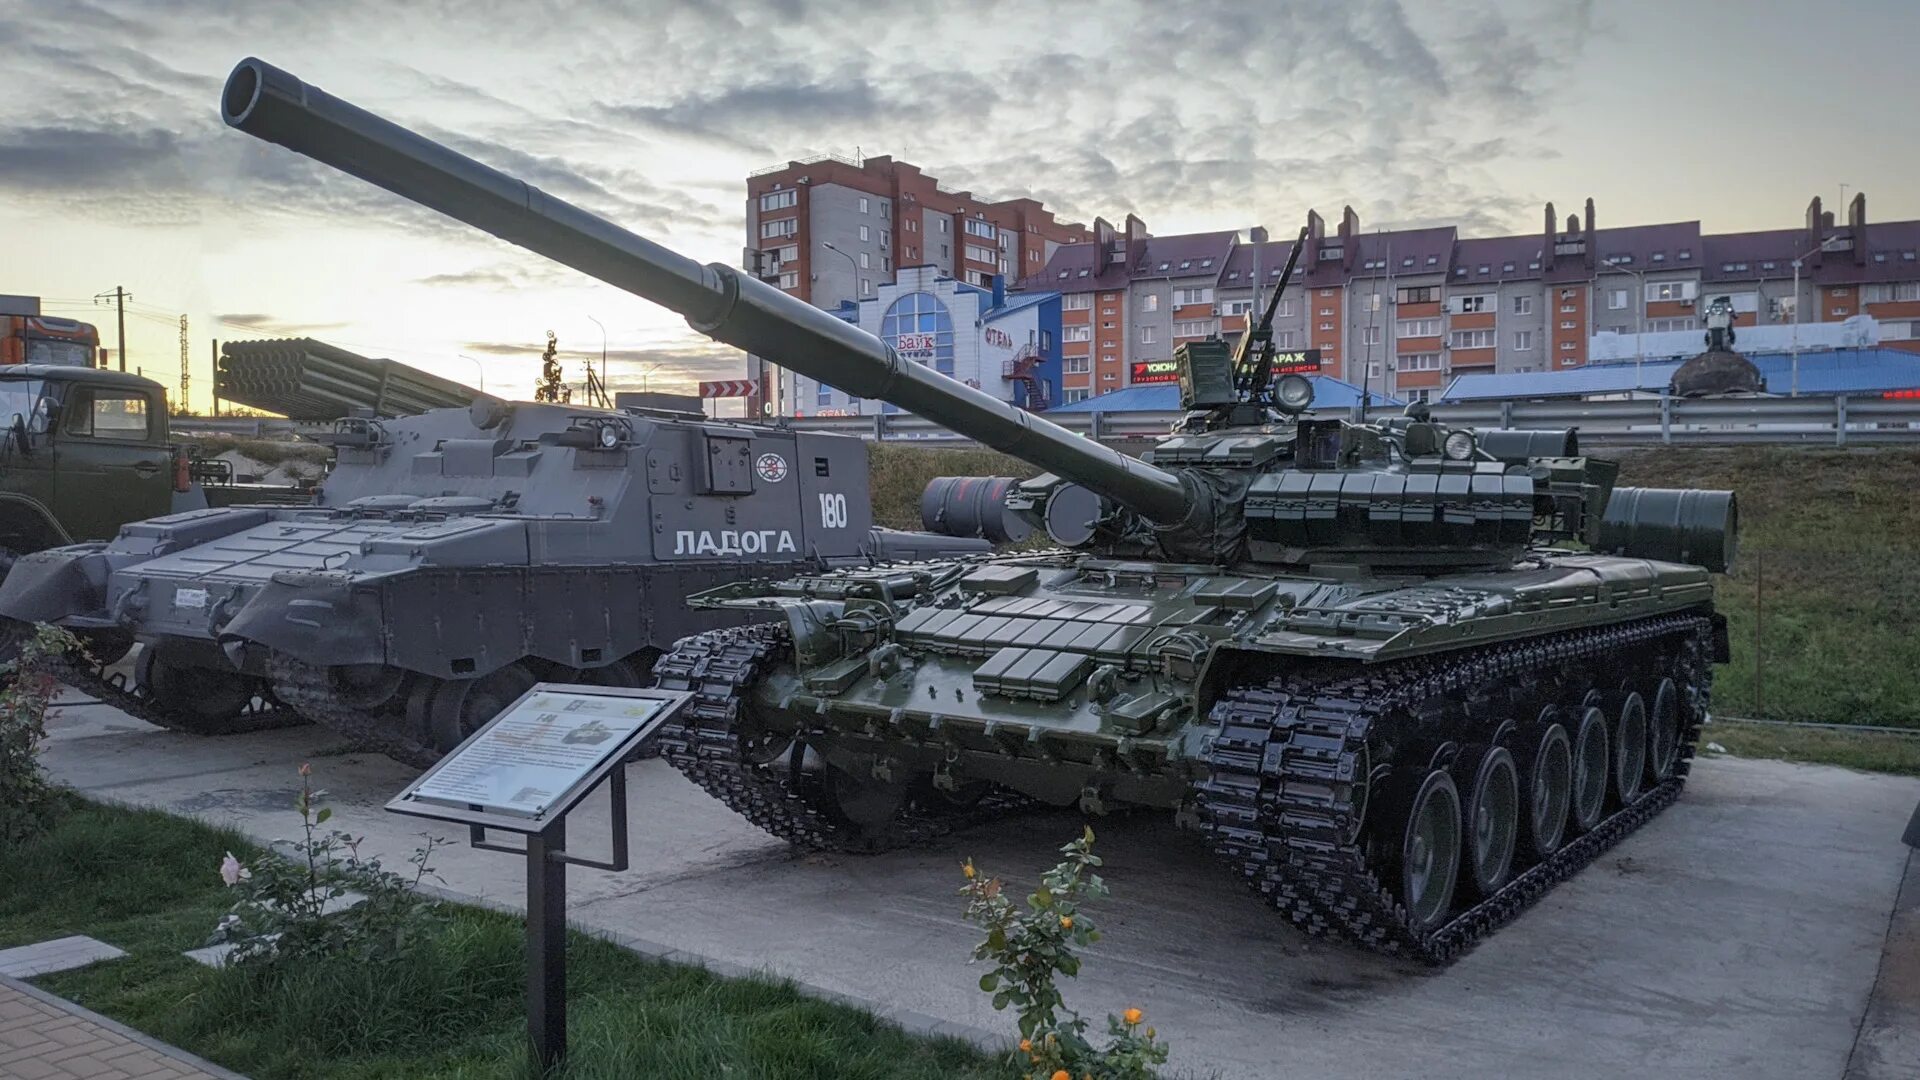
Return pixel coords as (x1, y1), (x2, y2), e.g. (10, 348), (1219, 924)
(1440, 348), (1920, 402)
(1050, 375), (1401, 413)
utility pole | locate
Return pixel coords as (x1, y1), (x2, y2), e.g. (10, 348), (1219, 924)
(178, 315), (190, 414)
(95, 287), (131, 371)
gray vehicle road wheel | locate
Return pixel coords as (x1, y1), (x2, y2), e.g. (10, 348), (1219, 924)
(136, 644), (257, 732)
(427, 662), (537, 753)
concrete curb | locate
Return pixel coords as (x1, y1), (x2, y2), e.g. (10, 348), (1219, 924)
(412, 880), (1005, 1050)
(1, 973), (252, 1080)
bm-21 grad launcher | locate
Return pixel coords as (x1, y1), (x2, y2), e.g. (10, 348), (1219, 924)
(219, 58), (1738, 961)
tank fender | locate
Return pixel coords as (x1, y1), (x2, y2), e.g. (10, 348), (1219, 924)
(218, 572), (385, 668)
(0, 544), (113, 623)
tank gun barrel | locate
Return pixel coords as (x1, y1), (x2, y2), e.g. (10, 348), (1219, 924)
(219, 58), (1191, 525)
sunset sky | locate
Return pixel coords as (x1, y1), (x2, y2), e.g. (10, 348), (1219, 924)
(3, 0), (1916, 413)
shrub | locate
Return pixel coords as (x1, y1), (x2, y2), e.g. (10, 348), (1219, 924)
(961, 828), (1169, 1079)
(0, 623), (77, 844)
(211, 763), (447, 966)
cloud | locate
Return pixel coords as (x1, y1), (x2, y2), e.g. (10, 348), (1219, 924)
(215, 313), (351, 335)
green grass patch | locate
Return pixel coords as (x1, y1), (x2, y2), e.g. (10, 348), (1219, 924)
(3, 801), (1000, 1080)
(1703, 721), (1920, 777)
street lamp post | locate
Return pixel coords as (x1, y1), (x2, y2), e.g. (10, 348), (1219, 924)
(1789, 237), (1844, 398)
(1604, 262), (1649, 390)
(816, 242), (864, 413)
(454, 353), (486, 394)
(585, 314), (607, 400)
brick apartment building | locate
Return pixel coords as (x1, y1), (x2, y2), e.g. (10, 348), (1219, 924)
(743, 150), (1920, 410)
(1031, 192), (1920, 404)
(743, 154), (1091, 414)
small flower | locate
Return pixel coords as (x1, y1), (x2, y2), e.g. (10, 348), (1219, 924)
(1059, 915), (1073, 930)
(1019, 1039), (1032, 1053)
(1051, 1071), (1070, 1080)
(962, 860), (976, 880)
(1123, 1007), (1144, 1026)
(1146, 1026), (1156, 1040)
(219, 852), (250, 887)
(298, 762), (312, 777)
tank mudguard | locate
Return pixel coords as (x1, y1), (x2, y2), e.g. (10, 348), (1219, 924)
(218, 573), (385, 668)
(0, 544), (112, 623)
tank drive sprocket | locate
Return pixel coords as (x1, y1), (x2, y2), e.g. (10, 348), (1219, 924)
(654, 625), (1029, 853)
(1195, 614), (1711, 964)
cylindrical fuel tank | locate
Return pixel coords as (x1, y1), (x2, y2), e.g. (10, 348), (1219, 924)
(920, 476), (1031, 544)
(1598, 486), (1738, 574)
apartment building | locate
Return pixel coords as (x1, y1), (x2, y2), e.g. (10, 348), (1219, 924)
(1025, 191), (1920, 405)
(743, 154), (1090, 415)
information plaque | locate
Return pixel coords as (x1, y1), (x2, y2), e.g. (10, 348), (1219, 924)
(383, 682), (691, 1072)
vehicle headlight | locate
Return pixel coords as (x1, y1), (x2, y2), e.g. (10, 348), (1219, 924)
(597, 423), (621, 449)
(1443, 431), (1476, 461)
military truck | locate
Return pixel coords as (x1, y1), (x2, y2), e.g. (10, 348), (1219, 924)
(207, 58), (1739, 962)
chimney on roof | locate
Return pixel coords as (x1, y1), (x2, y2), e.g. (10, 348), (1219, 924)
(1305, 209), (1324, 270)
(1092, 216), (1119, 269)
(1543, 202), (1557, 268)
(1850, 192), (1868, 265)
(1124, 213), (1148, 268)
(1339, 206), (1360, 270)
(1249, 225), (1269, 244)
(1806, 196), (1824, 251)
(1822, 210), (1835, 229)
(1583, 198), (1596, 269)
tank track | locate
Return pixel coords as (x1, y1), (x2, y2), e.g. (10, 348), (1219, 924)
(1196, 613), (1712, 965)
(265, 654), (441, 769)
(654, 625), (1029, 853)
(48, 650), (299, 737)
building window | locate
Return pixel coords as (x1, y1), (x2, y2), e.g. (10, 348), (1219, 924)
(1063, 325), (1091, 342)
(1448, 329), (1495, 349)
(1453, 294), (1489, 314)
(860, 278), (872, 296)
(1274, 331), (1297, 348)
(859, 252), (870, 269)
(1502, 262), (1516, 273)
(1649, 318), (1698, 333)
(1560, 342), (1576, 351)
(881, 290), (955, 377)
(1142, 294), (1160, 312)
(964, 219), (996, 239)
(1397, 286), (1435, 304)
(758, 190), (797, 212)
(1512, 295), (1533, 316)
(1396, 318), (1441, 337)
(1173, 320), (1214, 338)
(1561, 304), (1577, 313)
(939, 219), (949, 233)
(858, 197), (869, 214)
(1559, 320), (1575, 330)
(1064, 356), (1090, 374)
(772, 244), (798, 265)
(1360, 326), (1381, 345)
(965, 244), (995, 264)
(778, 271), (799, 289)
(1140, 326), (1156, 344)
(1831, 307), (1848, 316)
(907, 220), (918, 233)
(759, 218), (797, 239)
(1358, 293), (1383, 312)
(1063, 387), (1090, 404)
(940, 244), (949, 259)
(1607, 288), (1628, 310)
(1646, 281), (1696, 302)
(1514, 330), (1534, 351)
(858, 225), (870, 242)
(1172, 287), (1214, 306)
(817, 383), (832, 407)
(1401, 353), (1441, 371)
(1222, 299), (1254, 316)
(1274, 299), (1295, 317)
(1063, 294), (1091, 311)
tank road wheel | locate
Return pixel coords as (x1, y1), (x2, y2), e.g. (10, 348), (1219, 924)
(819, 764), (912, 844)
(136, 645), (259, 734)
(1393, 768), (1463, 934)
(1611, 691), (1648, 805)
(1568, 705), (1610, 834)
(1518, 712), (1573, 861)
(324, 664), (411, 713)
(1647, 677), (1681, 782)
(427, 662), (537, 753)
(1457, 747), (1519, 897)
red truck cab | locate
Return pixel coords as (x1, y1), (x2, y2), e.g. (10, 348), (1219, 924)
(1, 296), (102, 368)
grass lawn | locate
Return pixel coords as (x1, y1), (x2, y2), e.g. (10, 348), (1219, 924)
(1, 799), (1001, 1080)
(1703, 720), (1920, 778)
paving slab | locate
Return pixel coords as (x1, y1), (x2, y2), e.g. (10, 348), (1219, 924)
(40, 700), (1920, 1080)
(0, 975), (244, 1079)
(0, 937), (125, 979)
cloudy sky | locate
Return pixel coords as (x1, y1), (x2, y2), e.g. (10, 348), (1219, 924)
(3, 0), (1915, 412)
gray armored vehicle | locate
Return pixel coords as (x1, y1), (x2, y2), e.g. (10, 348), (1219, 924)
(0, 392), (984, 762)
(208, 59), (1738, 962)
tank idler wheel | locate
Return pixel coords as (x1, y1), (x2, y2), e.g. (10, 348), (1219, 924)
(1391, 767), (1463, 934)
(427, 662), (537, 754)
(137, 645), (258, 732)
(1568, 705), (1610, 834)
(1456, 746), (1520, 897)
(1611, 691), (1648, 805)
(1647, 677), (1681, 782)
(1519, 711), (1573, 862)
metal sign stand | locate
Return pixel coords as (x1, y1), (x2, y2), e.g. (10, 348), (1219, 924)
(386, 684), (690, 1074)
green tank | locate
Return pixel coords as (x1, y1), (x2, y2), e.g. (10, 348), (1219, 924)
(220, 59), (1738, 962)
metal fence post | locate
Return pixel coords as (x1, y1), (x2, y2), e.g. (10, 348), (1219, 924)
(872, 413), (885, 442)
(1090, 411), (1105, 442)
(1835, 394), (1848, 447)
(1500, 400), (1513, 430)
(1659, 394), (1673, 444)
(1753, 550), (1764, 719)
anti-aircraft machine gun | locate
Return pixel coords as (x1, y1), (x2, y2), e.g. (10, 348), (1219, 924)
(214, 58), (1738, 961)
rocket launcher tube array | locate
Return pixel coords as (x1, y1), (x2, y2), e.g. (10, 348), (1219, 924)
(220, 58), (1193, 526)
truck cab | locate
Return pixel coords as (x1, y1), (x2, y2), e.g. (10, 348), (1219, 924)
(0, 365), (176, 575)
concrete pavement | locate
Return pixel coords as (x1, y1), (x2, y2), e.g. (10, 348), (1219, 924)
(41, 695), (1920, 1080)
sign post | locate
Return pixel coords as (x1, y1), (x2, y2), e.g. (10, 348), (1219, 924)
(386, 684), (691, 1073)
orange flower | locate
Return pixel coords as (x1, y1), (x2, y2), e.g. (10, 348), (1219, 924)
(1123, 1007), (1144, 1026)
(1050, 1071), (1070, 1080)
(1059, 915), (1073, 930)
(962, 861), (977, 880)
(1019, 1039), (1032, 1053)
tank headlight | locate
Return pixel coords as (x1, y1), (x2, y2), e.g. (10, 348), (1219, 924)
(1443, 431), (1476, 460)
(1273, 373), (1316, 414)
(597, 423), (621, 449)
